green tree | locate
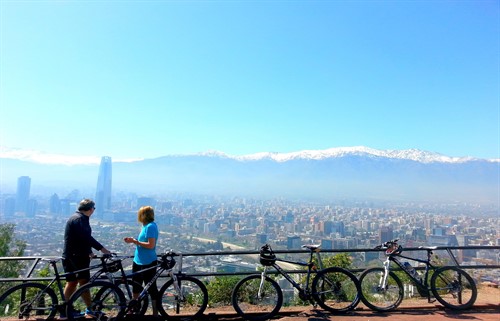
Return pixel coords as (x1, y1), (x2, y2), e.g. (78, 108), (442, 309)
(0, 223), (27, 292)
(318, 253), (353, 269)
(206, 276), (241, 307)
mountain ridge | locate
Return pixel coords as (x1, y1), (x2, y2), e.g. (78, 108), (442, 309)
(1, 146), (498, 165)
(1, 146), (498, 205)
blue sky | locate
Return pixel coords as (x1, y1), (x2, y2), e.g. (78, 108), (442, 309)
(0, 0), (499, 162)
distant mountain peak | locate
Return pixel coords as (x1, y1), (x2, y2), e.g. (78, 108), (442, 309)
(198, 146), (480, 164)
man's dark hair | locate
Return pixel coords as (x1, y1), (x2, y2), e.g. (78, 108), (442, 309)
(78, 199), (95, 211)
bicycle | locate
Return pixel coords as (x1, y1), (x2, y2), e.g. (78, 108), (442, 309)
(231, 244), (361, 321)
(0, 256), (124, 320)
(78, 253), (152, 315)
(67, 250), (209, 320)
(358, 239), (477, 312)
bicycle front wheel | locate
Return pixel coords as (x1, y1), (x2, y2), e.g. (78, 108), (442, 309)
(0, 282), (58, 319)
(359, 267), (403, 312)
(312, 267), (360, 313)
(430, 266), (477, 310)
(232, 274), (283, 321)
(158, 275), (208, 319)
(68, 280), (126, 320)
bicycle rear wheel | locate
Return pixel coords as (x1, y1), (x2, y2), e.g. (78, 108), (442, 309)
(158, 275), (208, 319)
(232, 274), (283, 321)
(68, 280), (126, 320)
(359, 267), (403, 312)
(430, 266), (477, 310)
(312, 267), (360, 313)
(0, 282), (58, 320)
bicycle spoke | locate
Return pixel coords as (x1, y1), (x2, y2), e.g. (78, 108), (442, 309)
(232, 275), (283, 321)
(68, 281), (126, 320)
(431, 267), (477, 310)
(313, 267), (360, 313)
(158, 276), (208, 318)
(0, 283), (58, 319)
(359, 267), (403, 312)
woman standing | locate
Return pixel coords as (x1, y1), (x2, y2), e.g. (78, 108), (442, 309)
(124, 206), (159, 316)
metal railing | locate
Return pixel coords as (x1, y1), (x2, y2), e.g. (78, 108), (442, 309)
(1, 245), (499, 283)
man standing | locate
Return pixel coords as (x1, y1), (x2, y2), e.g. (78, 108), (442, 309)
(62, 199), (111, 319)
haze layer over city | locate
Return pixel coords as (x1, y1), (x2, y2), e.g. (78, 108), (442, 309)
(1, 154), (498, 260)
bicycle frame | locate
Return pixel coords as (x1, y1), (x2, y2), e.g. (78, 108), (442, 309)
(259, 247), (319, 301)
(103, 252), (185, 312)
(14, 258), (94, 316)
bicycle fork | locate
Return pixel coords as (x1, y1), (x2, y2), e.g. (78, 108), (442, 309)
(378, 259), (391, 291)
(171, 273), (184, 314)
(257, 268), (268, 299)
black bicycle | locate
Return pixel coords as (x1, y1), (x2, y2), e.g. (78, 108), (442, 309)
(0, 256), (124, 320)
(359, 239), (477, 311)
(67, 250), (209, 320)
(231, 244), (361, 321)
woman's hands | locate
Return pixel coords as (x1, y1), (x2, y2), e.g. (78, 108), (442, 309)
(123, 237), (137, 244)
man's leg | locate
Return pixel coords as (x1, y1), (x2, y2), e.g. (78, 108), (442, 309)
(64, 281), (79, 301)
(77, 279), (91, 307)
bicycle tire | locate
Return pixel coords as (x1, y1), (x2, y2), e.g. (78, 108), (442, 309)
(67, 280), (126, 320)
(359, 267), (403, 312)
(430, 266), (477, 310)
(158, 275), (208, 319)
(312, 267), (361, 313)
(110, 280), (149, 315)
(0, 282), (58, 319)
(231, 274), (283, 321)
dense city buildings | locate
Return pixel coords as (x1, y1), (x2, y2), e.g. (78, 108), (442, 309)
(0, 171), (499, 285)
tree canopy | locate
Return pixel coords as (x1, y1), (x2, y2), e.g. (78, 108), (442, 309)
(0, 223), (26, 279)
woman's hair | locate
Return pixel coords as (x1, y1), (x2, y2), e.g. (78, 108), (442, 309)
(138, 206), (155, 224)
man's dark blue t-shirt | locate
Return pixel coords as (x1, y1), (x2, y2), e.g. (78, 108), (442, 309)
(63, 211), (103, 258)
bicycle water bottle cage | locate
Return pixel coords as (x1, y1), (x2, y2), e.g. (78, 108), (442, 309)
(259, 245), (276, 266)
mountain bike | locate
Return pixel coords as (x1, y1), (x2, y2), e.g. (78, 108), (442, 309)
(67, 250), (209, 320)
(0, 256), (124, 320)
(74, 254), (151, 315)
(231, 244), (361, 321)
(359, 239), (477, 312)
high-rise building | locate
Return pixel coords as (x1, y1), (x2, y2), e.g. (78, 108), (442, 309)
(379, 225), (393, 243)
(49, 193), (61, 215)
(15, 176), (31, 213)
(287, 235), (301, 250)
(95, 156), (112, 218)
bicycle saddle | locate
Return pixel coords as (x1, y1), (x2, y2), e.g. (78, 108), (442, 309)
(302, 244), (321, 251)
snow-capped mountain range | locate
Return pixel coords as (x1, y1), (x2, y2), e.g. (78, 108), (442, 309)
(198, 146), (487, 164)
(0, 145), (497, 165)
(0, 146), (498, 204)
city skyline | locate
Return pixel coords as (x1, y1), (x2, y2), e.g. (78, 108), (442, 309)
(0, 1), (498, 160)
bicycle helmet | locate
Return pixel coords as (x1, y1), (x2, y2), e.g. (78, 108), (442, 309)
(385, 243), (402, 256)
(259, 244), (276, 266)
(161, 254), (176, 269)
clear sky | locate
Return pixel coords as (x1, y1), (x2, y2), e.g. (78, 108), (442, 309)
(0, 0), (499, 162)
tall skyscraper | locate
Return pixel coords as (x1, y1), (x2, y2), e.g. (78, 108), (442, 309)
(95, 156), (112, 218)
(15, 176), (31, 214)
